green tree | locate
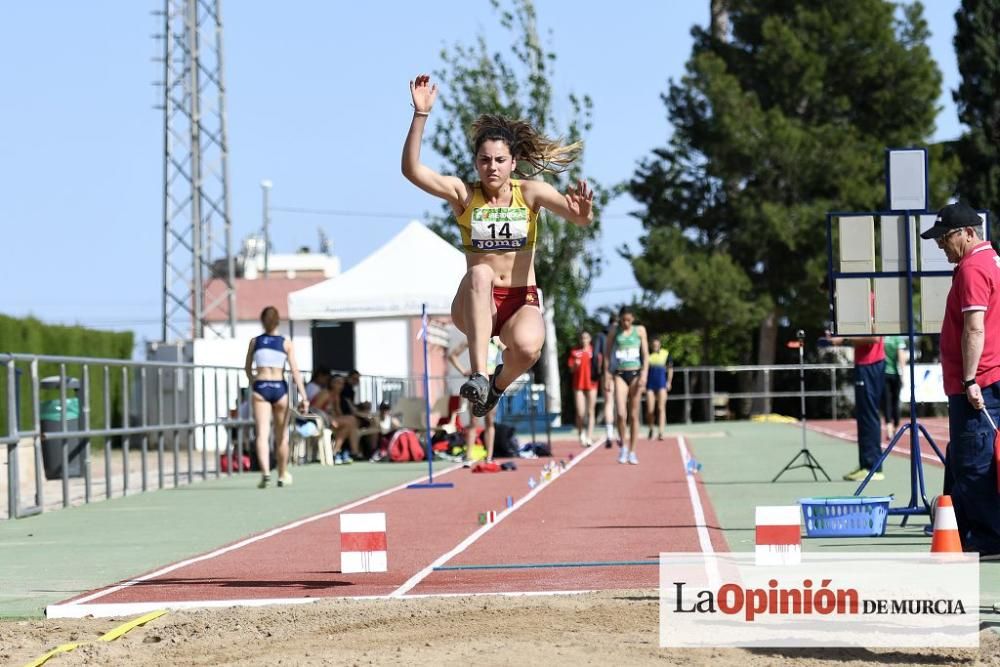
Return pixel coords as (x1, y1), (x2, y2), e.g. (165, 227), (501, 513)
(628, 0), (946, 368)
(952, 0), (1000, 221)
(0, 314), (133, 440)
(424, 0), (615, 373)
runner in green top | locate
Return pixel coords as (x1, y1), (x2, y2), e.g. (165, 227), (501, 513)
(604, 306), (650, 465)
(882, 335), (909, 441)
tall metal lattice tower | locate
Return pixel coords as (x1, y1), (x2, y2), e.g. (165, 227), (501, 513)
(155, 0), (236, 341)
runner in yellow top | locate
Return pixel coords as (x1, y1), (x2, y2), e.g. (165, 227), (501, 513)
(402, 73), (594, 417)
(645, 337), (673, 440)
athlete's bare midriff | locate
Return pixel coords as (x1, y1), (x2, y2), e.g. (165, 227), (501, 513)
(254, 367), (285, 381)
(465, 248), (535, 287)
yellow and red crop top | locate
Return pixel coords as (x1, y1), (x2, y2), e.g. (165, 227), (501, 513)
(457, 180), (539, 253)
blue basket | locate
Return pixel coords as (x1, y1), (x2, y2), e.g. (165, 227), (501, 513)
(799, 496), (892, 537)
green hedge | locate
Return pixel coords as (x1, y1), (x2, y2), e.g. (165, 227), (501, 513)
(0, 314), (134, 441)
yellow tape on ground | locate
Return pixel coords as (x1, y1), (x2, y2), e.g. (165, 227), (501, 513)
(22, 643), (80, 667)
(97, 610), (168, 642)
(23, 610), (167, 667)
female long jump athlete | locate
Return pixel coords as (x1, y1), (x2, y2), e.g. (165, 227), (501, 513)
(402, 73), (593, 416)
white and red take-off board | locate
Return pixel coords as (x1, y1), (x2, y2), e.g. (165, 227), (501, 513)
(340, 512), (388, 573)
(754, 506), (802, 565)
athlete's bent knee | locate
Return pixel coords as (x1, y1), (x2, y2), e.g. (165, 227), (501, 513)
(466, 264), (495, 292)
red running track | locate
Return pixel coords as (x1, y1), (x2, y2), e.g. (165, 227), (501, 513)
(50, 436), (726, 616)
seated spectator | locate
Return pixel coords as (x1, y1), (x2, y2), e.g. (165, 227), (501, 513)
(370, 401), (401, 462)
(344, 370), (360, 406)
(305, 367), (331, 402)
(355, 400), (379, 456)
(312, 374), (363, 464)
(342, 370), (375, 427)
(229, 387), (254, 459)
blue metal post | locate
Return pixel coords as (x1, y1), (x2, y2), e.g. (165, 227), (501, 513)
(422, 304), (434, 481)
(408, 303), (453, 489)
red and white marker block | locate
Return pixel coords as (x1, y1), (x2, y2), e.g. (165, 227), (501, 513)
(754, 506), (801, 565)
(340, 512), (387, 573)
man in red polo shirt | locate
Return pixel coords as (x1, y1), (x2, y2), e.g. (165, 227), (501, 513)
(921, 201), (1000, 557)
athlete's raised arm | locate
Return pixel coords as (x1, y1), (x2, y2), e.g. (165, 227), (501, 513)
(401, 74), (469, 210)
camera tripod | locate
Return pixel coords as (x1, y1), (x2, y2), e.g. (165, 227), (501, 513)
(773, 331), (831, 482)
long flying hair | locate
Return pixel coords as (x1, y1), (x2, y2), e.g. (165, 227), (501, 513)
(470, 114), (581, 177)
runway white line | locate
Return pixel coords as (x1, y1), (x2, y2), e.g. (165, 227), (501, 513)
(389, 440), (605, 597)
(676, 436), (720, 588)
(54, 464), (462, 610)
(676, 436), (714, 555)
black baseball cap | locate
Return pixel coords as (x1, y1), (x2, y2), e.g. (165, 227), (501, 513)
(920, 202), (981, 240)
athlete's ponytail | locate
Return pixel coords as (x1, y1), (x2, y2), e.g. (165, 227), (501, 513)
(260, 306), (280, 333)
(470, 114), (581, 177)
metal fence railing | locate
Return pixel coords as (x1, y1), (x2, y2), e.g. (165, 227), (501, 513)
(0, 354), (462, 520)
(656, 362), (947, 424)
(664, 363), (853, 424)
(1, 353), (257, 520)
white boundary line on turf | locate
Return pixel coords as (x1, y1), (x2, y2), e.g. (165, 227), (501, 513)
(388, 440), (604, 597)
(46, 589), (600, 619)
(51, 463), (462, 611)
(806, 423), (944, 465)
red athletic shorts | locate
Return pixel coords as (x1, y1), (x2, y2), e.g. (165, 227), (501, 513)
(492, 285), (539, 337)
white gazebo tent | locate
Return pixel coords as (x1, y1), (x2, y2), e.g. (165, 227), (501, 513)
(289, 220), (466, 322)
(287, 221), (464, 394)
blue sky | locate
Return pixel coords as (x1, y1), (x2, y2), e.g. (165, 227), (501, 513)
(0, 1), (963, 351)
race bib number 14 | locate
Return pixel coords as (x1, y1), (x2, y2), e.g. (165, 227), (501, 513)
(471, 207), (529, 251)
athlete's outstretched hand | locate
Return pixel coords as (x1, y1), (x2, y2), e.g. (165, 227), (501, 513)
(564, 179), (594, 220)
(409, 74), (438, 114)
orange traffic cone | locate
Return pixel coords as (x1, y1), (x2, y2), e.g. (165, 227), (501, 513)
(930, 495), (963, 553)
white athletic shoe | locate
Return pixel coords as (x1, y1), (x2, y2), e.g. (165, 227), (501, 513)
(628, 451), (639, 465)
(618, 448), (629, 464)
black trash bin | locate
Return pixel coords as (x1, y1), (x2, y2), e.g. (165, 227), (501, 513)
(39, 377), (87, 480)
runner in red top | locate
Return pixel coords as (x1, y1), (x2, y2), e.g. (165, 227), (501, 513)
(568, 331), (598, 446)
(826, 291), (886, 481)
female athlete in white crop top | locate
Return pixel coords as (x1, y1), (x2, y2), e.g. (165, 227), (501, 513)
(244, 306), (308, 489)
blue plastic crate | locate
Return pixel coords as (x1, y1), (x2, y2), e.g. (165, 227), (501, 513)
(496, 383), (553, 433)
(799, 496), (892, 537)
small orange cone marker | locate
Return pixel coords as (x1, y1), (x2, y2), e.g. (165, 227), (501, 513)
(930, 495), (963, 553)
